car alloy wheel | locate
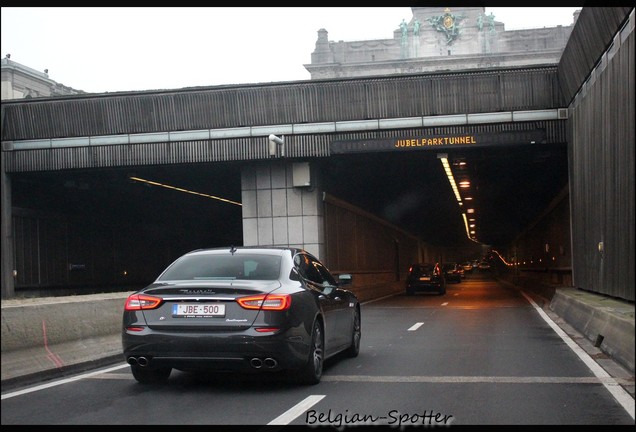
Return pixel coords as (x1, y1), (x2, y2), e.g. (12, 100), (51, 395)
(344, 307), (361, 357)
(294, 320), (324, 385)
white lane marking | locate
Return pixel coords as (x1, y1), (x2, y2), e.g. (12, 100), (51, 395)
(321, 375), (621, 383)
(89, 373), (134, 380)
(267, 395), (325, 425)
(1, 363), (129, 400)
(80, 372), (633, 387)
(520, 291), (635, 420)
(408, 322), (424, 331)
(441, 302), (449, 306)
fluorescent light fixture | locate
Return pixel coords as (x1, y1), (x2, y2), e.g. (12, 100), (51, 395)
(439, 157), (462, 203)
(12, 139), (53, 150)
(209, 127), (252, 139)
(512, 109), (561, 122)
(335, 120), (380, 132)
(90, 135), (130, 146)
(440, 155), (480, 242)
(251, 125), (294, 136)
(379, 117), (423, 129)
(424, 114), (466, 126)
(293, 122), (335, 134)
(51, 137), (89, 148)
(129, 132), (170, 144)
(467, 112), (513, 124)
(169, 130), (210, 141)
(129, 176), (242, 206)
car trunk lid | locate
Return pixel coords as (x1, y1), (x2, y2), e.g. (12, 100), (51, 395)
(139, 280), (282, 330)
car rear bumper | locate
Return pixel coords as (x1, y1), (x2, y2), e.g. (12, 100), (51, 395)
(122, 327), (310, 372)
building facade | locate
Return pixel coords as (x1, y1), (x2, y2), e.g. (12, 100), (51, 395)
(305, 7), (580, 79)
(1, 55), (84, 100)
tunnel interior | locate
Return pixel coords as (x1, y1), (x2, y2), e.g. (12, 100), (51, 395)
(9, 141), (568, 294)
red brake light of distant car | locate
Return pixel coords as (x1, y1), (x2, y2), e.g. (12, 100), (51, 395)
(237, 294), (291, 311)
(124, 294), (163, 311)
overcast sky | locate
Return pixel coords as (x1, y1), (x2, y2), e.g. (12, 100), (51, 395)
(1, 7), (582, 94)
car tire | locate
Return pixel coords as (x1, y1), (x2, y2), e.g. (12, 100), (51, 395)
(131, 365), (172, 384)
(343, 306), (361, 358)
(438, 285), (446, 295)
(294, 320), (324, 385)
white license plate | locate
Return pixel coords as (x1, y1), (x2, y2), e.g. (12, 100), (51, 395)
(173, 303), (225, 317)
(419, 277), (431, 281)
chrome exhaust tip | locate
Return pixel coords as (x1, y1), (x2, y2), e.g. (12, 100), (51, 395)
(264, 357), (278, 368)
(137, 356), (149, 367)
(250, 358), (263, 368)
(127, 356), (138, 366)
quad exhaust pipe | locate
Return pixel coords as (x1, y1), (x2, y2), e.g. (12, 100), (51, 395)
(128, 355), (274, 369)
(250, 357), (278, 369)
(127, 356), (149, 367)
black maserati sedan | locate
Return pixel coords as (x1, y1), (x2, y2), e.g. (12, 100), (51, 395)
(122, 246), (360, 385)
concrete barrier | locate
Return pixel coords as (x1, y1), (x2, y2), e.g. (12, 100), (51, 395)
(1, 292), (131, 353)
(1, 281), (405, 353)
(550, 288), (635, 374)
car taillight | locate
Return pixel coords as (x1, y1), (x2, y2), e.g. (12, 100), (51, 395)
(124, 294), (163, 311)
(237, 294), (291, 311)
(254, 327), (280, 333)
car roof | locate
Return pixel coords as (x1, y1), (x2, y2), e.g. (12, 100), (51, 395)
(184, 246), (307, 257)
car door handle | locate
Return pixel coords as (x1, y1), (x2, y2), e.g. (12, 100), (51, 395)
(318, 295), (342, 301)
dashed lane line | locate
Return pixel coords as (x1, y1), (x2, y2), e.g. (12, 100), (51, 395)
(407, 322), (424, 331)
(267, 395), (325, 425)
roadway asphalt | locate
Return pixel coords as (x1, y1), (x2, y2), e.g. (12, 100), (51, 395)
(1, 278), (634, 398)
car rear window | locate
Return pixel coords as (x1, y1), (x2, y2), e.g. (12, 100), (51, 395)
(157, 254), (281, 281)
(410, 264), (434, 276)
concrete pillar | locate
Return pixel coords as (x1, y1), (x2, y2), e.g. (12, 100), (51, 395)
(241, 160), (325, 260)
(1, 147), (15, 298)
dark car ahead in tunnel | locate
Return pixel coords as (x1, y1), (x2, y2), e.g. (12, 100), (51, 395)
(442, 263), (463, 283)
(405, 263), (446, 296)
(122, 246), (360, 385)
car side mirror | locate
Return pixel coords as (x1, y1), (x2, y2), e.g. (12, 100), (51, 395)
(289, 268), (301, 281)
(337, 273), (353, 286)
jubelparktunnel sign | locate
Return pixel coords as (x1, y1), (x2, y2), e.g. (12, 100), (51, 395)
(331, 130), (547, 154)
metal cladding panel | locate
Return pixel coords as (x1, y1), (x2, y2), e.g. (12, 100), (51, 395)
(4, 120), (564, 173)
(569, 19), (635, 302)
(4, 136), (332, 172)
(558, 7), (633, 103)
(2, 67), (565, 143)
